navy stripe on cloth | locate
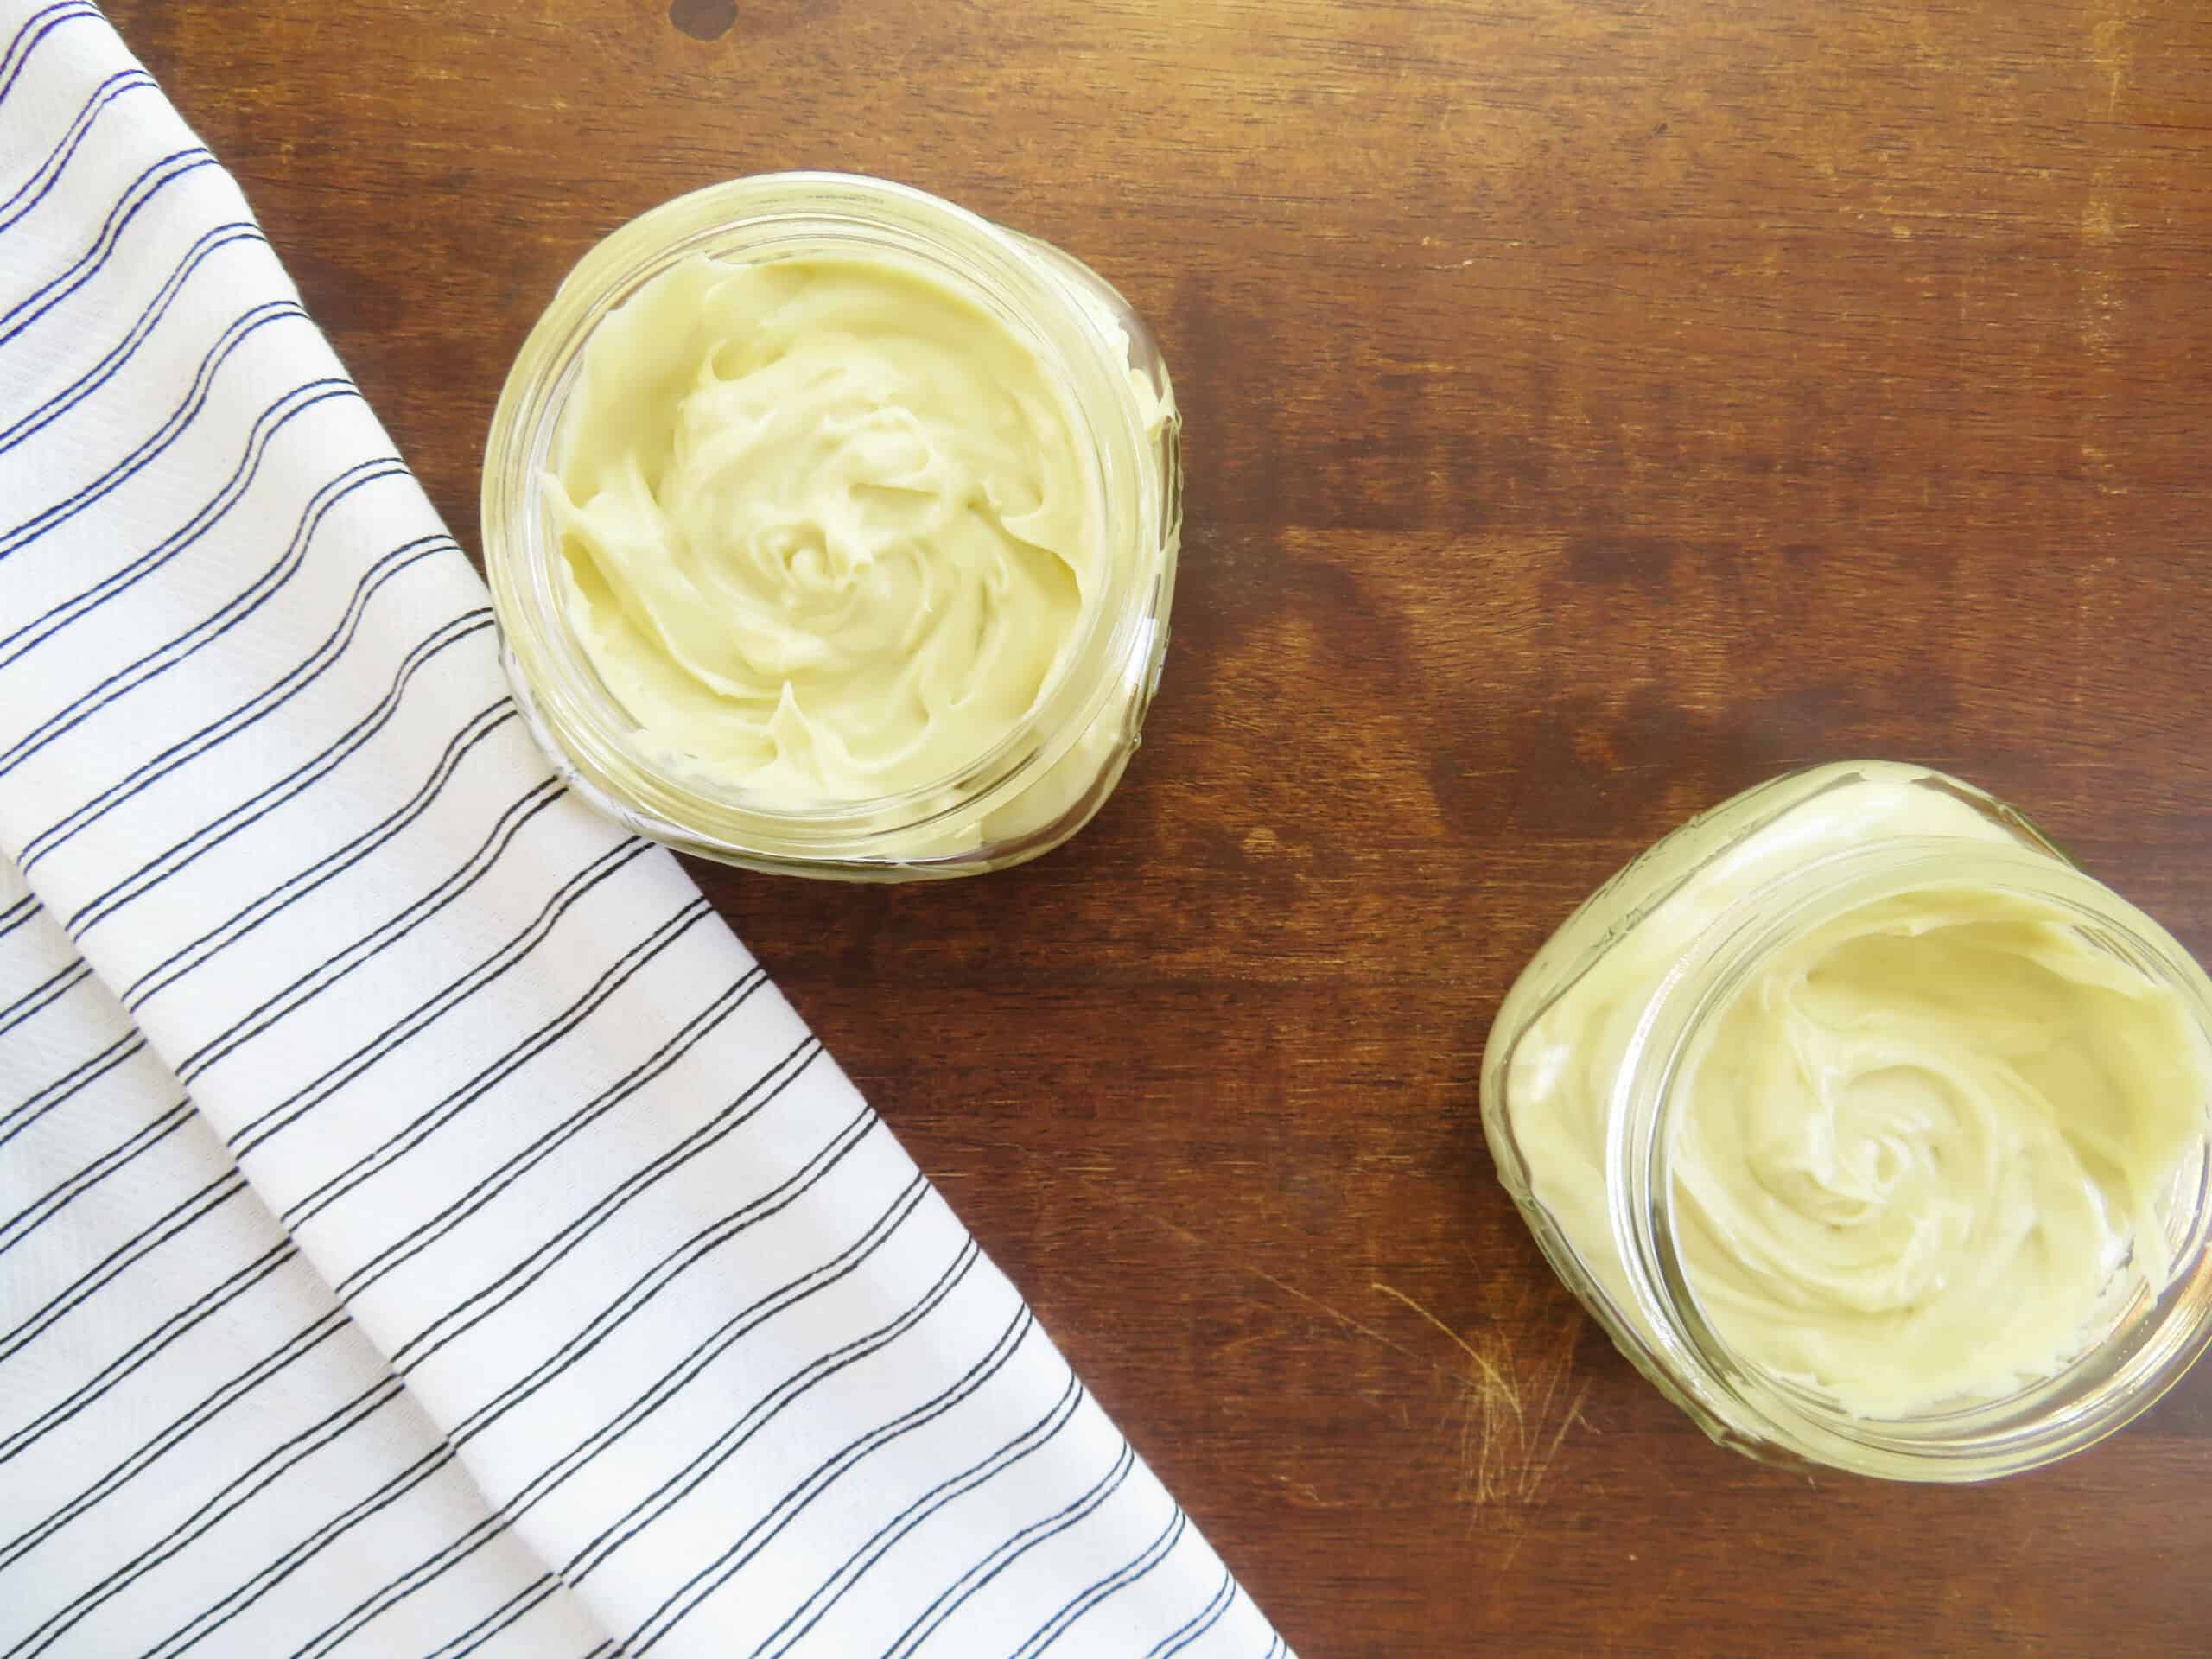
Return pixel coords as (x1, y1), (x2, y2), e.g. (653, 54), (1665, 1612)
(4, 455), (404, 794)
(0, 146), (219, 351)
(0, 223), (268, 455)
(0, 3), (101, 113)
(0, 68), (152, 236)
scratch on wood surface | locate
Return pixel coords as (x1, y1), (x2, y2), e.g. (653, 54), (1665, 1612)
(1143, 1210), (1451, 1377)
(1372, 1281), (1592, 1522)
(1165, 1223), (1596, 1548)
(2077, 162), (2123, 361)
(2088, 15), (2132, 117)
(1244, 1262), (1442, 1374)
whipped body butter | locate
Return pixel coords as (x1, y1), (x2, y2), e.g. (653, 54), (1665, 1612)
(1481, 763), (2212, 1478)
(484, 175), (1179, 879)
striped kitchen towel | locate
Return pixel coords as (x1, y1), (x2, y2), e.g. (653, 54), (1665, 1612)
(0, 4), (1287, 1656)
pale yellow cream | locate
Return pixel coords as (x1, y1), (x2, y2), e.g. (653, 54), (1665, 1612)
(547, 252), (1096, 805)
(1500, 764), (2209, 1419)
(1673, 885), (2204, 1416)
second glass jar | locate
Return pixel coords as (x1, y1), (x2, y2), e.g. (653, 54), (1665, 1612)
(1481, 762), (2212, 1481)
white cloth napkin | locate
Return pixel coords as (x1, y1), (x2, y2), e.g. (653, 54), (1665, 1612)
(0, 6), (1287, 1656)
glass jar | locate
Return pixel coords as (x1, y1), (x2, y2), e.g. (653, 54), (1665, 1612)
(1480, 761), (2212, 1480)
(482, 173), (1181, 880)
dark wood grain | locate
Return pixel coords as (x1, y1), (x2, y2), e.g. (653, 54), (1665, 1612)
(105, 1), (2212, 1651)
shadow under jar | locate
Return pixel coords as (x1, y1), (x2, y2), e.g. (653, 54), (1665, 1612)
(483, 173), (1181, 880)
(1481, 762), (2212, 1481)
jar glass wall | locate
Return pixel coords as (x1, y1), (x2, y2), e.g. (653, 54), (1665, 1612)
(482, 173), (1181, 880)
(1481, 763), (2212, 1480)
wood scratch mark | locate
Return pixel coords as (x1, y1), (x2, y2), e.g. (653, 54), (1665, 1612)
(1242, 1262), (1441, 1375)
(1372, 1281), (1515, 1404)
(2089, 16), (2133, 118)
(1372, 1279), (1592, 1521)
(1143, 1211), (1456, 1382)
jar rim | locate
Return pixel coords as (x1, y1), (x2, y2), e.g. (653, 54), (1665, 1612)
(480, 171), (1165, 862)
(1609, 836), (2212, 1480)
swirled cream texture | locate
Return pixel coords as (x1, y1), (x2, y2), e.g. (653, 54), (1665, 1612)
(1500, 764), (2210, 1419)
(547, 252), (1095, 804)
(1672, 885), (2204, 1416)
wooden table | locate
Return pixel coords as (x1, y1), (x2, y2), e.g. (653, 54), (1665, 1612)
(111, 2), (2212, 1651)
